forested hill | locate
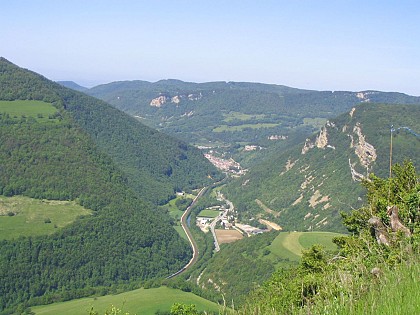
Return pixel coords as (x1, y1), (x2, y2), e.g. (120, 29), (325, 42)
(224, 103), (420, 232)
(1, 58), (221, 204)
(86, 79), (420, 153)
(0, 58), (217, 313)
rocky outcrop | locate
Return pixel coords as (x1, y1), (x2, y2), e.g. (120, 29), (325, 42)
(348, 159), (366, 181)
(150, 95), (168, 107)
(301, 138), (315, 154)
(150, 92), (202, 107)
(352, 123), (377, 168)
(315, 126), (328, 148)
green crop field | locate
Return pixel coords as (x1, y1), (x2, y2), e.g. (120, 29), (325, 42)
(0, 100), (59, 122)
(198, 209), (220, 218)
(213, 123), (279, 132)
(0, 196), (91, 240)
(32, 286), (222, 315)
(268, 231), (343, 263)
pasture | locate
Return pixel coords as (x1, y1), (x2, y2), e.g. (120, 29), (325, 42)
(198, 209), (220, 218)
(0, 100), (58, 122)
(0, 196), (91, 240)
(268, 231), (343, 263)
(32, 286), (222, 315)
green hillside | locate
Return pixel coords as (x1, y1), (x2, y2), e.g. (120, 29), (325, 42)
(191, 231), (342, 306)
(224, 103), (420, 232)
(32, 286), (221, 315)
(239, 161), (419, 314)
(0, 58), (219, 313)
(87, 80), (420, 168)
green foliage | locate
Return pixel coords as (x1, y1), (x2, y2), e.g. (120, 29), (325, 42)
(240, 161), (419, 314)
(224, 103), (420, 232)
(170, 303), (199, 315)
(0, 58), (205, 313)
(88, 79), (420, 168)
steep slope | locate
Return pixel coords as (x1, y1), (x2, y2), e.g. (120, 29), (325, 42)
(224, 103), (420, 232)
(1, 58), (221, 205)
(0, 58), (217, 312)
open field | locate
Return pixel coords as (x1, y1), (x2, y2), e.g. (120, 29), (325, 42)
(161, 194), (195, 240)
(213, 123), (279, 132)
(216, 229), (243, 244)
(302, 117), (327, 129)
(173, 225), (188, 241)
(32, 286), (222, 315)
(198, 209), (220, 218)
(268, 231), (343, 263)
(0, 196), (91, 240)
(223, 111), (266, 122)
(0, 100), (58, 122)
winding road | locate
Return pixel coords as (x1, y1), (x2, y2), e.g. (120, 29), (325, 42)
(166, 187), (207, 279)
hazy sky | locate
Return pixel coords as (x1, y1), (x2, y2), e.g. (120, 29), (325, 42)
(2, 0), (420, 95)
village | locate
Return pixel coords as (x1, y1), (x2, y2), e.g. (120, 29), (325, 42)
(195, 191), (267, 251)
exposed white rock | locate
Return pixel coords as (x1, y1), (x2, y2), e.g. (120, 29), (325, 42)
(353, 123), (377, 167)
(301, 138), (315, 154)
(188, 92), (202, 101)
(309, 190), (330, 208)
(315, 126), (328, 148)
(348, 158), (365, 181)
(171, 95), (181, 104)
(268, 135), (288, 140)
(292, 194), (304, 206)
(349, 107), (356, 117)
(280, 158), (298, 175)
(150, 95), (168, 107)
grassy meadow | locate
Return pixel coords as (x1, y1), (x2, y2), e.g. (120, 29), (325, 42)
(0, 100), (58, 122)
(0, 196), (91, 240)
(160, 193), (195, 240)
(197, 209), (220, 218)
(31, 286), (222, 315)
(268, 231), (343, 263)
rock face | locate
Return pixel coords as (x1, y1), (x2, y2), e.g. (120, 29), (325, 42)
(315, 126), (328, 148)
(352, 123), (377, 168)
(150, 95), (168, 107)
(150, 92), (202, 107)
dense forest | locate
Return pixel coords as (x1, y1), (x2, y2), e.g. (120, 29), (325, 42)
(0, 58), (221, 314)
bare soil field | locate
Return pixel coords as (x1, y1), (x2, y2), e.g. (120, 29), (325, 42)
(215, 229), (243, 244)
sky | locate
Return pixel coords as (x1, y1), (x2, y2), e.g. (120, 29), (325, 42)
(1, 0), (420, 95)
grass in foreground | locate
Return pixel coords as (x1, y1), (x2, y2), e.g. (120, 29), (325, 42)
(32, 286), (221, 315)
(0, 196), (91, 240)
(300, 261), (420, 315)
